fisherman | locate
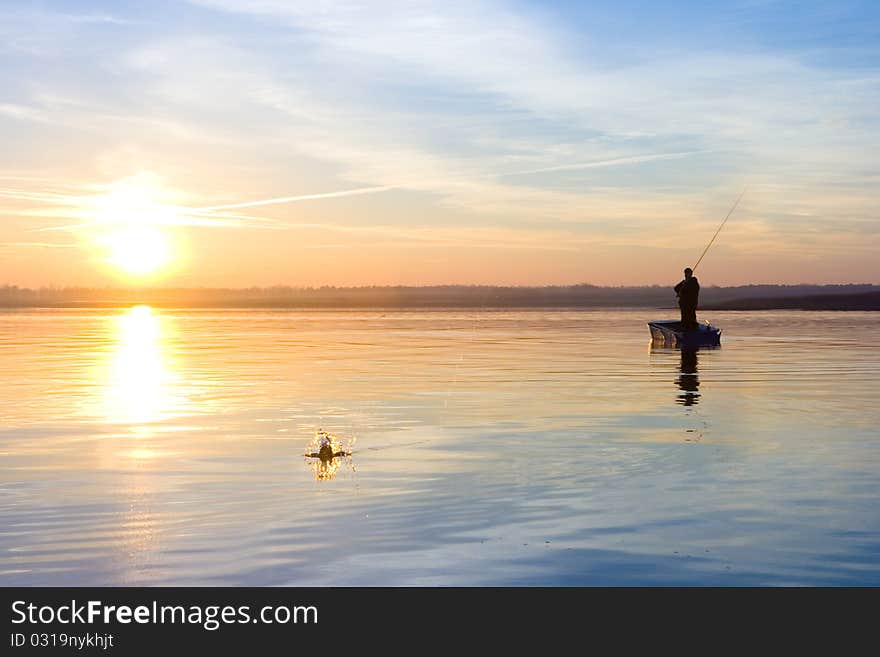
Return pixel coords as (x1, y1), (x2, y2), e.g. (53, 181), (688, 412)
(674, 267), (700, 331)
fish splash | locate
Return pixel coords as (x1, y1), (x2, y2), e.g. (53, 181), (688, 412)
(304, 429), (355, 481)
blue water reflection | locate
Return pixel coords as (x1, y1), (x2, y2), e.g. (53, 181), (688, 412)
(1, 308), (879, 585)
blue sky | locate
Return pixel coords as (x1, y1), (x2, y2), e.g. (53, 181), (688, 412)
(1, 0), (878, 286)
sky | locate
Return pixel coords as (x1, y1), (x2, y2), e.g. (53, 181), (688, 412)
(1, 0), (878, 287)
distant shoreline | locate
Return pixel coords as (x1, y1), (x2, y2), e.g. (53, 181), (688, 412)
(1, 284), (877, 310)
(702, 290), (880, 311)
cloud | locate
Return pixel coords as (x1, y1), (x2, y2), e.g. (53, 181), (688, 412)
(0, 103), (49, 123)
(1, 2), (878, 284)
(62, 13), (138, 26)
(169, 1), (879, 226)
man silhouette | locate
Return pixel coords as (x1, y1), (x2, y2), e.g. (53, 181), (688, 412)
(674, 267), (700, 331)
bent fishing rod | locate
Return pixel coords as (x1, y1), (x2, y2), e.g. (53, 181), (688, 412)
(692, 188), (747, 272)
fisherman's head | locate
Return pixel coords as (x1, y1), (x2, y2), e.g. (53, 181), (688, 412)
(684, 267), (693, 279)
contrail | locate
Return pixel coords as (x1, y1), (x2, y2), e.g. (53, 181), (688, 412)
(18, 185), (395, 232)
(29, 216), (257, 232)
(6, 152), (704, 235)
(0, 241), (79, 249)
(190, 185), (394, 212)
(188, 153), (701, 213)
(0, 188), (85, 204)
(495, 150), (707, 178)
(30, 221), (103, 233)
(0, 174), (86, 185)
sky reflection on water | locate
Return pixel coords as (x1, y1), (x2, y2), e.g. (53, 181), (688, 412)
(1, 308), (879, 585)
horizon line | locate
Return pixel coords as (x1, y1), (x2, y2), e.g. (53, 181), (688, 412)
(2, 282), (878, 291)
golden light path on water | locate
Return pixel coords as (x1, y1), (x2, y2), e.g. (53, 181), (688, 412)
(104, 306), (178, 425)
(98, 307), (224, 585)
(102, 307), (165, 578)
(97, 305), (197, 474)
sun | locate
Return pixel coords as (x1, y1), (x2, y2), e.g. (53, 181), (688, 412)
(105, 225), (171, 276)
(85, 173), (181, 279)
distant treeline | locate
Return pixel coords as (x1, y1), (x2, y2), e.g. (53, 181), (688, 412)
(1, 284), (878, 309)
(703, 290), (880, 311)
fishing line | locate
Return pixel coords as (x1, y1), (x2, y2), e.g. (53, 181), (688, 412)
(446, 285), (492, 411)
(693, 188), (747, 272)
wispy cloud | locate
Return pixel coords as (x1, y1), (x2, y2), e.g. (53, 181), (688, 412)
(63, 13), (138, 26)
(1, 1), (878, 284)
(0, 103), (49, 123)
(154, 2), (876, 232)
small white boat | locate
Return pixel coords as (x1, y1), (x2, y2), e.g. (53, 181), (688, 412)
(648, 320), (721, 347)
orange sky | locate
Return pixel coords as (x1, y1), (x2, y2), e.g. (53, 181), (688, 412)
(2, 2), (878, 287)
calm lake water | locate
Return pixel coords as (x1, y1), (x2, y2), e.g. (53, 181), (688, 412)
(1, 308), (878, 586)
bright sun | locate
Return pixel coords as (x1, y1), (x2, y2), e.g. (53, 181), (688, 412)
(87, 173), (180, 278)
(105, 226), (171, 276)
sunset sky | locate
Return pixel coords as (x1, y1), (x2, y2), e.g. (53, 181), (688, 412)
(1, 0), (878, 287)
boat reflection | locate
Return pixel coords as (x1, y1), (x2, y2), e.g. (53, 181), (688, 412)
(676, 348), (700, 407)
(650, 344), (718, 408)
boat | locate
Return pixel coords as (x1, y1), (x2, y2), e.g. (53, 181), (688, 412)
(648, 320), (721, 347)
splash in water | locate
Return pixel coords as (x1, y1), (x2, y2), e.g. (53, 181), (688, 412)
(304, 430), (355, 480)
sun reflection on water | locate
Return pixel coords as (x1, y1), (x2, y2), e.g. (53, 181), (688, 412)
(98, 307), (186, 581)
(102, 305), (183, 428)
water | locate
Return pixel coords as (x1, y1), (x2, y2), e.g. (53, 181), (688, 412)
(1, 307), (878, 585)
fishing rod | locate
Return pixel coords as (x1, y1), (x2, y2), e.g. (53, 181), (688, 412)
(692, 188), (747, 272)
